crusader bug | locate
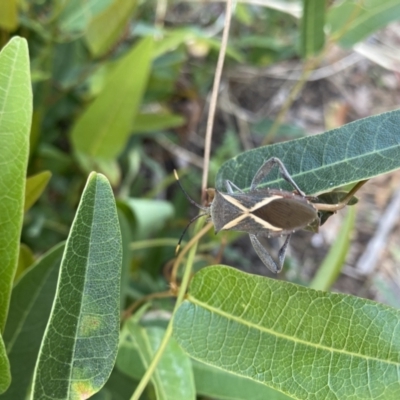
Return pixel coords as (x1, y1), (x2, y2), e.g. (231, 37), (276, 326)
(175, 157), (366, 273)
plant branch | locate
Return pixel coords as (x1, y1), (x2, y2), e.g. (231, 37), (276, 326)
(201, 0), (232, 195)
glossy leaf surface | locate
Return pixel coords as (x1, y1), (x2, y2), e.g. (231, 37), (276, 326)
(31, 173), (122, 399)
(0, 37), (32, 331)
(174, 266), (400, 400)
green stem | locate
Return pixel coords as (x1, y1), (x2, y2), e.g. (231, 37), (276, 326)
(129, 220), (200, 400)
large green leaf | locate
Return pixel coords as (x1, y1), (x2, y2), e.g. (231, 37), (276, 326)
(173, 266), (400, 399)
(0, 37), (32, 332)
(328, 0), (400, 48)
(71, 37), (153, 162)
(217, 110), (400, 195)
(0, 334), (10, 394)
(117, 320), (195, 400)
(300, 0), (325, 58)
(85, 0), (138, 57)
(193, 360), (291, 400)
(2, 244), (64, 400)
(31, 173), (122, 399)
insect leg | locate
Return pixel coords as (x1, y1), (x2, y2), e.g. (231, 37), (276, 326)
(225, 180), (245, 194)
(249, 234), (291, 273)
(251, 157), (305, 196)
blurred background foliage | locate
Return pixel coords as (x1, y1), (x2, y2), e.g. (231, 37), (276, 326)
(2, 0), (400, 306)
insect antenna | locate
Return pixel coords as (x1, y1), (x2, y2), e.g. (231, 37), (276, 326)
(174, 170), (209, 253)
(176, 212), (208, 254)
(173, 170), (208, 211)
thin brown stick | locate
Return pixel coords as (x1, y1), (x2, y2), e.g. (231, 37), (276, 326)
(201, 0), (233, 195)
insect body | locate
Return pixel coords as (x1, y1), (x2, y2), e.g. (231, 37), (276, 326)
(175, 157), (364, 273)
(210, 188), (317, 235)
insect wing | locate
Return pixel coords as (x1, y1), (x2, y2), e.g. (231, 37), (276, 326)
(252, 196), (318, 233)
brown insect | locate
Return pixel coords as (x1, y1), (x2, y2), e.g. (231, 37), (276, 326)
(175, 157), (365, 273)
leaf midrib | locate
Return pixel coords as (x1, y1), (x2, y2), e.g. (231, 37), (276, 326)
(187, 295), (399, 366)
(244, 141), (399, 192)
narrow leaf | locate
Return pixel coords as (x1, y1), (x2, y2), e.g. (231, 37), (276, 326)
(117, 321), (195, 400)
(31, 173), (122, 399)
(2, 244), (64, 400)
(71, 37), (153, 161)
(86, 0), (138, 57)
(217, 110), (400, 196)
(310, 206), (356, 291)
(174, 266), (400, 400)
(328, 0), (400, 48)
(0, 334), (10, 394)
(24, 170), (52, 212)
(0, 37), (32, 331)
(300, 0), (325, 58)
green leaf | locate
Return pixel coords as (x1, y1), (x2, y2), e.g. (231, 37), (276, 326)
(124, 198), (174, 240)
(193, 360), (292, 400)
(173, 266), (400, 399)
(0, 37), (32, 332)
(217, 110), (400, 195)
(0, 0), (18, 31)
(14, 243), (35, 281)
(2, 244), (65, 400)
(85, 0), (138, 57)
(328, 0), (400, 48)
(24, 170), (52, 212)
(92, 367), (138, 400)
(132, 112), (184, 133)
(0, 334), (10, 394)
(310, 206), (356, 291)
(117, 320), (195, 400)
(300, 0), (325, 58)
(117, 208), (133, 311)
(31, 173), (122, 399)
(71, 37), (153, 162)
(58, 0), (114, 34)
